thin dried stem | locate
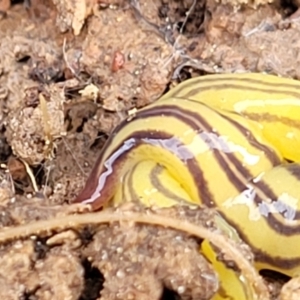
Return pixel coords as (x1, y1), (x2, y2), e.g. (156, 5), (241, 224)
(0, 209), (269, 300)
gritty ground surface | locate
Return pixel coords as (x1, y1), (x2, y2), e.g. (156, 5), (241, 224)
(0, 0), (300, 299)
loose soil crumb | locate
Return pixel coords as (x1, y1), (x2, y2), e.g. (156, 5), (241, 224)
(84, 217), (218, 299)
(5, 84), (65, 165)
(0, 240), (84, 300)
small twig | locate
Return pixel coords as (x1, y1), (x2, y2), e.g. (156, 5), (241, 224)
(243, 20), (275, 37)
(172, 58), (220, 79)
(0, 209), (269, 300)
(19, 158), (38, 193)
(178, 0), (197, 35)
(43, 164), (52, 196)
(62, 38), (82, 82)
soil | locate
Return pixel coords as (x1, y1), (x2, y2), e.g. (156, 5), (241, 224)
(0, 0), (299, 299)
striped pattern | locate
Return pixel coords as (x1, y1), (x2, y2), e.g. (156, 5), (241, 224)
(74, 73), (300, 278)
(161, 73), (300, 161)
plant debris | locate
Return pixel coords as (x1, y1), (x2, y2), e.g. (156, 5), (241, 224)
(0, 203), (269, 300)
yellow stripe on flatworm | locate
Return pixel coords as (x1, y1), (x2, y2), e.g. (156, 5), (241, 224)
(113, 162), (300, 297)
(75, 73), (300, 299)
(220, 164), (300, 277)
(114, 149), (300, 278)
(202, 239), (255, 300)
(248, 163), (300, 277)
(113, 160), (195, 207)
(113, 161), (255, 300)
(160, 73), (300, 161)
(106, 100), (282, 207)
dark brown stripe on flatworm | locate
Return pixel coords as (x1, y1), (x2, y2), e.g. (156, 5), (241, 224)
(139, 104), (300, 235)
(138, 105), (253, 207)
(76, 126), (213, 208)
(127, 162), (140, 202)
(168, 76), (300, 99)
(128, 130), (213, 205)
(283, 163), (300, 220)
(254, 247), (300, 270)
(73, 118), (134, 205)
(120, 170), (129, 203)
(150, 164), (193, 204)
(243, 113), (300, 129)
(218, 113), (282, 166)
(182, 97), (282, 167)
(286, 163), (300, 180)
(171, 99), (300, 232)
(253, 179), (300, 234)
(217, 210), (300, 270)
(250, 158), (300, 224)
(182, 83), (300, 100)
(77, 102), (300, 237)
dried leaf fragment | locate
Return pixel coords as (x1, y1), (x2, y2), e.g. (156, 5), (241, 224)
(52, 0), (96, 35)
